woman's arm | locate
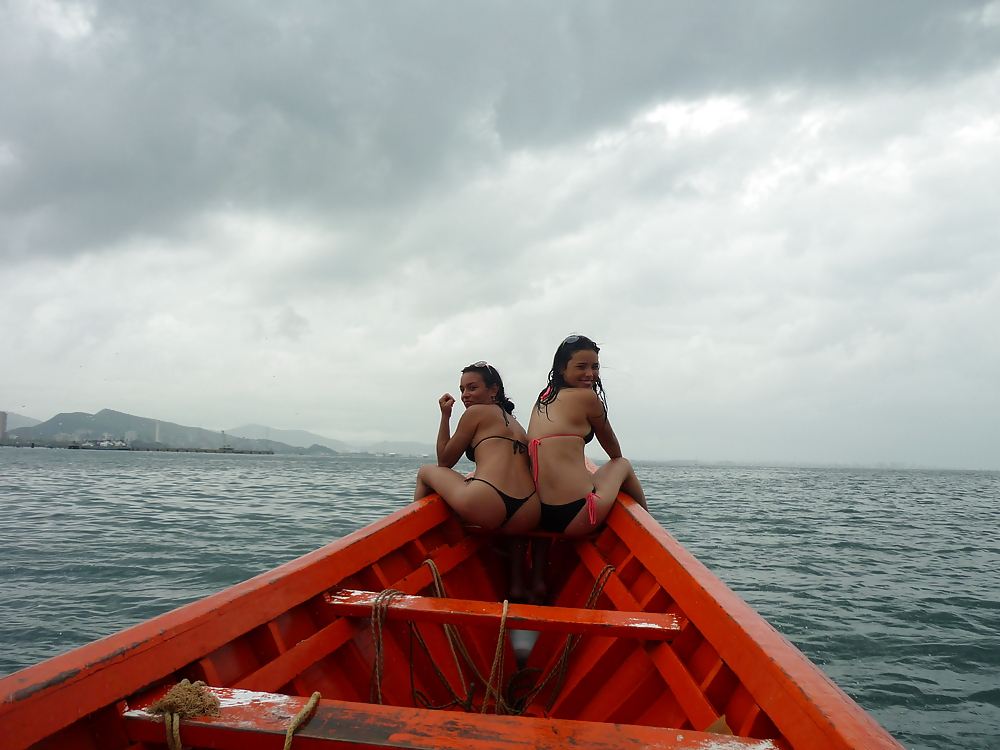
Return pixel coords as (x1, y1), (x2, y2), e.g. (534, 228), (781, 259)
(436, 404), (482, 469)
(435, 393), (456, 463)
(585, 391), (623, 459)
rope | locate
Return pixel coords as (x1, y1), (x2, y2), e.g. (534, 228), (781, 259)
(283, 692), (321, 750)
(482, 600), (510, 714)
(422, 560), (494, 688)
(147, 678), (221, 750)
(369, 589), (406, 704)
(504, 564), (616, 716)
(166, 713), (180, 750)
(386, 559), (614, 717)
(409, 622), (472, 710)
(422, 560), (471, 693)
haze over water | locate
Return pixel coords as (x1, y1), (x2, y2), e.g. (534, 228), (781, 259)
(1, 449), (996, 749)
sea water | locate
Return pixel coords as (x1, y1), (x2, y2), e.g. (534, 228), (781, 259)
(0, 449), (996, 749)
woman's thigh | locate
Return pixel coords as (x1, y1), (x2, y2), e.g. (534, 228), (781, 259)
(591, 457), (634, 503)
(561, 490), (618, 536)
(418, 465), (506, 528)
(502, 495), (541, 535)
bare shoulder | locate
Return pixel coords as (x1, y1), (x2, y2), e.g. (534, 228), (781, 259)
(560, 387), (602, 408)
(461, 404), (493, 422)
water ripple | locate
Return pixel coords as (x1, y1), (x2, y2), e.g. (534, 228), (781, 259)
(1, 450), (996, 749)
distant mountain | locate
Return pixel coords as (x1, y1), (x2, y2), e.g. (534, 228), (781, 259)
(3, 412), (42, 430)
(226, 424), (357, 453)
(6, 409), (307, 454)
(227, 425), (436, 457)
(3, 409), (436, 457)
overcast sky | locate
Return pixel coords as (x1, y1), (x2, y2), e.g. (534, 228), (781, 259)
(2, 1), (999, 469)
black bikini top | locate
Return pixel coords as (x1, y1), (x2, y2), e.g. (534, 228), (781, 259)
(583, 425), (596, 444)
(465, 406), (527, 462)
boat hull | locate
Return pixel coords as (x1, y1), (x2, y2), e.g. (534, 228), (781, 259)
(0, 494), (903, 749)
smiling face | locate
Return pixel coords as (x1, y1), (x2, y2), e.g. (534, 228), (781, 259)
(560, 349), (600, 389)
(460, 371), (498, 407)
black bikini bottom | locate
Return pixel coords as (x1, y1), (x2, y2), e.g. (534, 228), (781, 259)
(539, 497), (589, 534)
(466, 477), (535, 525)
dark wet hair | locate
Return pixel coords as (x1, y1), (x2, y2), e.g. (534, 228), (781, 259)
(535, 334), (608, 417)
(462, 362), (516, 415)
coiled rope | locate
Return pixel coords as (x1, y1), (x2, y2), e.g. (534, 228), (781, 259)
(147, 679), (220, 750)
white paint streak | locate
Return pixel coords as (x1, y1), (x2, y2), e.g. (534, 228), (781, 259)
(214, 688), (299, 709)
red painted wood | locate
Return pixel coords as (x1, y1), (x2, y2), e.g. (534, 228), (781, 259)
(0, 497), (453, 750)
(607, 496), (905, 750)
(0, 492), (906, 750)
(124, 687), (778, 749)
(325, 590), (682, 639)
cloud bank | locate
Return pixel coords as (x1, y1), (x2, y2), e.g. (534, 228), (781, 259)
(3, 1), (999, 468)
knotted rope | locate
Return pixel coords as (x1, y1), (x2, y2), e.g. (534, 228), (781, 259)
(147, 679), (220, 750)
(283, 691), (322, 750)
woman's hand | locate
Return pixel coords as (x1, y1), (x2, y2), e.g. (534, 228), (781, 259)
(439, 393), (456, 417)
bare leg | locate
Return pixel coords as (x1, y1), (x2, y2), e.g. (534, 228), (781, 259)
(592, 457), (647, 510)
(508, 537), (528, 602)
(414, 465), (436, 501)
(413, 464), (506, 528)
(529, 537), (550, 606)
(620, 463), (647, 510)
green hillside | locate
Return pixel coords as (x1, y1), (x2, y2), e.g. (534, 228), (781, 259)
(5, 409), (316, 454)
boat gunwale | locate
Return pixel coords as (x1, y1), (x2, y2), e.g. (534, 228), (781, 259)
(606, 496), (904, 750)
(0, 495), (455, 749)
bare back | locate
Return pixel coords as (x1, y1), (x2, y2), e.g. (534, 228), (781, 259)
(460, 405), (534, 497)
(527, 389), (605, 506)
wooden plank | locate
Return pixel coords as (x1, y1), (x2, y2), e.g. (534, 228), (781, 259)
(235, 617), (363, 693)
(572, 540), (645, 612)
(606, 495), (906, 750)
(325, 590), (682, 640)
(573, 538), (720, 730)
(646, 642), (720, 731)
(234, 535), (492, 694)
(124, 687), (779, 750)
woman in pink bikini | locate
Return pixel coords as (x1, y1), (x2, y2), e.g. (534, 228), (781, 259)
(525, 335), (647, 603)
(414, 362), (540, 535)
(527, 335), (648, 535)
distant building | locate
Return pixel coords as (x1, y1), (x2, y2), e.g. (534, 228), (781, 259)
(0, 411), (6, 439)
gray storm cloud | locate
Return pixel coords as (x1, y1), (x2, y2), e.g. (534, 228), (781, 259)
(2, 1), (999, 468)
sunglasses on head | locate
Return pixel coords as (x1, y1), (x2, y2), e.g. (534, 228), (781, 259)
(562, 335), (581, 345)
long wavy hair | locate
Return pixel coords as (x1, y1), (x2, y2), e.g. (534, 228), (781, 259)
(535, 335), (608, 417)
(462, 362), (516, 415)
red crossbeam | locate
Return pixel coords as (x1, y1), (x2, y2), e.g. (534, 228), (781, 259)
(125, 687), (774, 749)
(323, 589), (681, 640)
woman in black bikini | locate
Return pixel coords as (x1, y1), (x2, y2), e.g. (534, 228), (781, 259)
(414, 362), (540, 536)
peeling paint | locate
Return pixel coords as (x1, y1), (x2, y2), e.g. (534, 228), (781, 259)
(215, 689), (298, 709)
(7, 668), (81, 702)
